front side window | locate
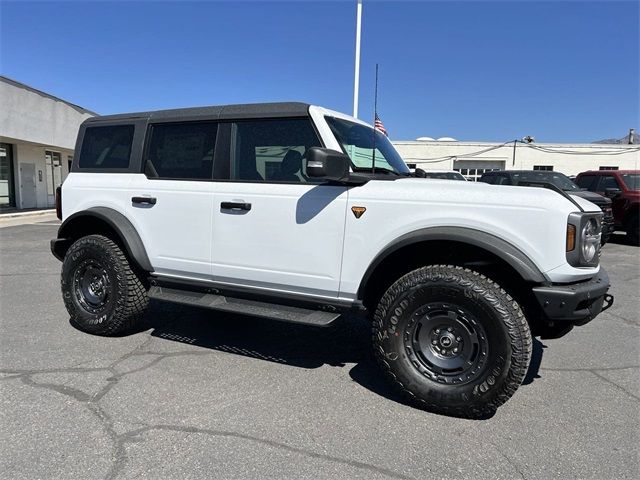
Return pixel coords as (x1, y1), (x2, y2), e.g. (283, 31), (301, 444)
(597, 175), (621, 191)
(230, 118), (321, 182)
(621, 174), (640, 190)
(145, 122), (218, 180)
(79, 125), (134, 169)
(325, 117), (410, 175)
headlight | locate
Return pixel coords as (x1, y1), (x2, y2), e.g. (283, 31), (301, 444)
(567, 213), (602, 267)
(580, 218), (600, 263)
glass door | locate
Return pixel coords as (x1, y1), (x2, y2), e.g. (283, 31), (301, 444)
(45, 150), (62, 207)
(0, 143), (16, 209)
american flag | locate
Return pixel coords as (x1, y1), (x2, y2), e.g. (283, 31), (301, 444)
(374, 113), (388, 136)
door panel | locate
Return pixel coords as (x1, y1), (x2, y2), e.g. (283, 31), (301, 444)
(126, 175), (215, 279)
(213, 183), (348, 297)
(125, 120), (219, 279)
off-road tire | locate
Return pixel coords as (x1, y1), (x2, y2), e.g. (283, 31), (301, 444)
(372, 265), (532, 418)
(61, 235), (149, 336)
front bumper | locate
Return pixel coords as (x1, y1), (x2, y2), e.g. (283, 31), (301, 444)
(532, 268), (613, 324)
(602, 212), (614, 238)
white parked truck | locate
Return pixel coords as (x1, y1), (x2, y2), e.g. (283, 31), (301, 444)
(51, 103), (613, 418)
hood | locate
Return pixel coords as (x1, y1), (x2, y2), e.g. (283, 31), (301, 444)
(568, 190), (611, 207)
(376, 177), (600, 214)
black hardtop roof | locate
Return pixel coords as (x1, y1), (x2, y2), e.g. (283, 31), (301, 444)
(84, 102), (311, 124)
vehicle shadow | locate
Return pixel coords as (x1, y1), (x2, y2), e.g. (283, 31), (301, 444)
(123, 300), (546, 417)
(607, 231), (637, 247)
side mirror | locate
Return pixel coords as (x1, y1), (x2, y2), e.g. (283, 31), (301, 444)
(306, 147), (350, 182)
(605, 187), (622, 198)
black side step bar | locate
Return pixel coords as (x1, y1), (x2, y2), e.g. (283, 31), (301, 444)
(148, 286), (341, 327)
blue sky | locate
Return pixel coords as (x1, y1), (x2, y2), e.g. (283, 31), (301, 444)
(1, 0), (638, 142)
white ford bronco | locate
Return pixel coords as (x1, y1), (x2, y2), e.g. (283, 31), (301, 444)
(52, 103), (613, 417)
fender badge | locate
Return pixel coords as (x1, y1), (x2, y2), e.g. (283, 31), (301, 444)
(351, 206), (366, 219)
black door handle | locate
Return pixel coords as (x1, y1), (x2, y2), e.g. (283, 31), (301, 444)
(132, 196), (157, 205)
(221, 202), (251, 211)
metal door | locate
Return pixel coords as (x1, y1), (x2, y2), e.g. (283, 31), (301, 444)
(20, 163), (37, 209)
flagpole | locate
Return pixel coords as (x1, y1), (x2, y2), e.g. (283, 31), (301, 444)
(353, 0), (363, 118)
(372, 63), (378, 174)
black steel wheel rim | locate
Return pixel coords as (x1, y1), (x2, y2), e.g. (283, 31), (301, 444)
(72, 259), (112, 313)
(404, 302), (489, 384)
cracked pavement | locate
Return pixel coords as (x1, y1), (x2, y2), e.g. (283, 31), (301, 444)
(1, 215), (638, 479)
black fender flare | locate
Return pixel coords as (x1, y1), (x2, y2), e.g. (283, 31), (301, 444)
(357, 226), (547, 300)
(52, 207), (153, 272)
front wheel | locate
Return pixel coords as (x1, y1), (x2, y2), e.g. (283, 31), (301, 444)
(61, 235), (149, 336)
(372, 265), (532, 418)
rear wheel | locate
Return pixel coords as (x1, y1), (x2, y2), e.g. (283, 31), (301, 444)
(61, 235), (149, 336)
(372, 265), (532, 418)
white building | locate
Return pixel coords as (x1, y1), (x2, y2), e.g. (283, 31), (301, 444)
(393, 139), (640, 181)
(0, 76), (96, 211)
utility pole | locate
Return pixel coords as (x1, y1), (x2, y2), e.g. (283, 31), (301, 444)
(353, 0), (363, 118)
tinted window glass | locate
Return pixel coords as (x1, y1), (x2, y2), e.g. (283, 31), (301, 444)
(510, 171), (579, 190)
(231, 118), (321, 182)
(478, 174), (495, 184)
(494, 174), (512, 185)
(621, 174), (640, 190)
(575, 175), (596, 190)
(423, 171), (466, 180)
(145, 122), (217, 180)
(79, 125), (134, 169)
(597, 175), (621, 191)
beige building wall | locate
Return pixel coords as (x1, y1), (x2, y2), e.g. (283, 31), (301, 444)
(393, 140), (640, 180)
(0, 76), (95, 210)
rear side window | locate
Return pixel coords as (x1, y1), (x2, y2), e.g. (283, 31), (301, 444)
(145, 122), (218, 180)
(79, 125), (134, 169)
(575, 175), (597, 190)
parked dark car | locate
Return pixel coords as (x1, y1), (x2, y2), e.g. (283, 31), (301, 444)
(479, 170), (614, 244)
(414, 169), (467, 180)
(575, 170), (639, 245)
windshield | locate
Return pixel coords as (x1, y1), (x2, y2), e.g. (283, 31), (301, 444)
(621, 174), (640, 190)
(510, 171), (580, 191)
(325, 117), (410, 174)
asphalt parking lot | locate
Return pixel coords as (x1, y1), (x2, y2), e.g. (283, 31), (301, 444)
(1, 214), (638, 480)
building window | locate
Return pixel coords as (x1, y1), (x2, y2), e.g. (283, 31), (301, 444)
(533, 165), (553, 171)
(454, 167), (501, 182)
(599, 166), (619, 170)
(0, 143), (16, 209)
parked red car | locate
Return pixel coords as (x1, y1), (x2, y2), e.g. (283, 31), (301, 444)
(575, 170), (639, 244)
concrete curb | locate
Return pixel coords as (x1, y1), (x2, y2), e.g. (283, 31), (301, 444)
(0, 209), (56, 219)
